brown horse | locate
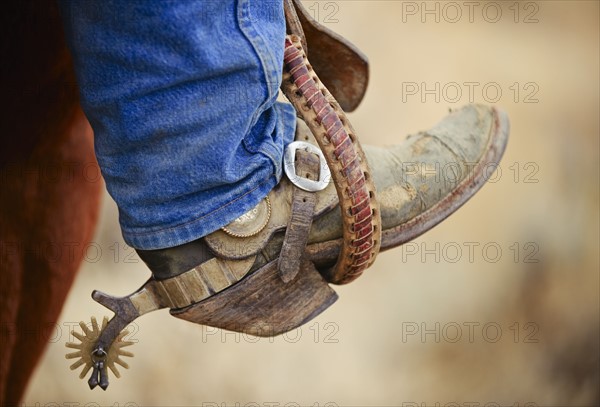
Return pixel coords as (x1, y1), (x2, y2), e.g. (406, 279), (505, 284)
(0, 1), (102, 404)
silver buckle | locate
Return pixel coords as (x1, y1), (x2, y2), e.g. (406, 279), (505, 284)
(283, 141), (331, 192)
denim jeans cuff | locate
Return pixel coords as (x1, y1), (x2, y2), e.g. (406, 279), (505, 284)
(121, 103), (297, 250)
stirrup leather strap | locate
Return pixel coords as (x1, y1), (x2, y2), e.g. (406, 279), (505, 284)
(281, 35), (382, 284)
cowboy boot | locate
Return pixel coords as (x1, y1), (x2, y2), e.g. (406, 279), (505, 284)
(71, 99), (507, 389)
(151, 101), (509, 335)
(66, 34), (509, 390)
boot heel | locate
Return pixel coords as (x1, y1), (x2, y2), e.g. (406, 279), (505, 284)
(171, 259), (338, 337)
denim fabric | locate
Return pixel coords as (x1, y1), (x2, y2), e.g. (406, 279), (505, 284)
(59, 0), (296, 249)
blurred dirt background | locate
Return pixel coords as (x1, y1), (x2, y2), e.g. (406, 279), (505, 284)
(25, 1), (598, 406)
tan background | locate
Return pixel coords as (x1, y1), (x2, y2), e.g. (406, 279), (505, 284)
(25, 1), (599, 406)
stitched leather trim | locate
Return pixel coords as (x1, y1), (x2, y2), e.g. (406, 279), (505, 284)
(281, 35), (381, 284)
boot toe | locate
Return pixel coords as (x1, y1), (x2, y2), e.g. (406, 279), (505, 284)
(307, 104), (509, 250)
(372, 104), (509, 249)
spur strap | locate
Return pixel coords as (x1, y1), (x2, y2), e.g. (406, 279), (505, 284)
(281, 35), (381, 284)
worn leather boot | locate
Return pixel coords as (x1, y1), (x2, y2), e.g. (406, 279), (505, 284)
(135, 102), (508, 335)
(67, 29), (509, 391)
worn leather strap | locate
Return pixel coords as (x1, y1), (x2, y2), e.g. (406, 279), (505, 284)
(281, 35), (381, 284)
(283, 0), (307, 53)
(125, 256), (256, 313)
(278, 149), (320, 283)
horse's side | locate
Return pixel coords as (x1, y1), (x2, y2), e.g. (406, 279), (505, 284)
(0, 1), (102, 404)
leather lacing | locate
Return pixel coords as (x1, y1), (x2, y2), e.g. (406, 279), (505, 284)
(281, 35), (381, 284)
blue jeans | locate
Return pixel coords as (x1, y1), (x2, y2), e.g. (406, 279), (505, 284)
(59, 0), (296, 249)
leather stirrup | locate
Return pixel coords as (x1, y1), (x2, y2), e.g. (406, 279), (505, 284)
(283, 0), (369, 112)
